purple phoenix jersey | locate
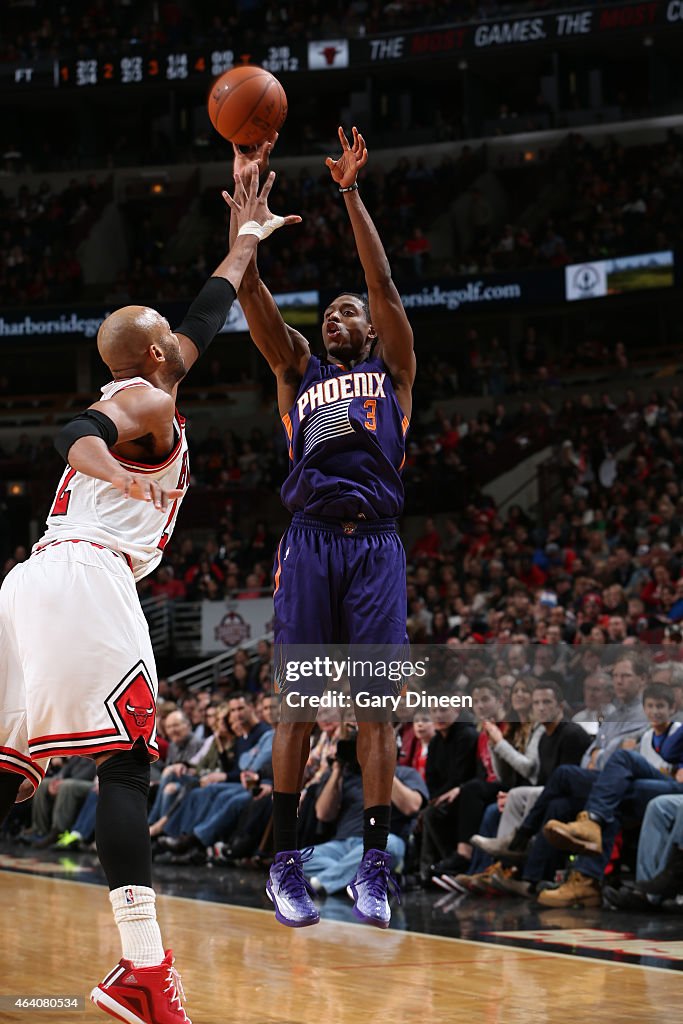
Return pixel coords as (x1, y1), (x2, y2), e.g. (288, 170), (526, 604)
(280, 354), (409, 520)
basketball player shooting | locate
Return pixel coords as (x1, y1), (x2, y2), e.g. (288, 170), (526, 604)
(0, 165), (299, 1024)
(229, 127), (415, 928)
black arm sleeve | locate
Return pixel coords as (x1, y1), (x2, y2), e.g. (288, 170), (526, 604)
(174, 277), (238, 357)
(55, 409), (119, 463)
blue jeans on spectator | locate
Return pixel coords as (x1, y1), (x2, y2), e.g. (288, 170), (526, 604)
(521, 765), (596, 883)
(149, 772), (196, 824)
(637, 794), (683, 882)
(71, 788), (98, 842)
(194, 790), (252, 847)
(303, 833), (405, 895)
(575, 750), (683, 881)
(165, 782), (251, 847)
(165, 782), (237, 836)
(468, 803), (500, 875)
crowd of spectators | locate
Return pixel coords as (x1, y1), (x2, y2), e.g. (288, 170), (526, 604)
(0, 150), (464, 305)
(474, 130), (683, 274)
(124, 369), (683, 522)
(4, 365), (683, 911)
(108, 150), (465, 306)
(112, 132), (683, 301)
(132, 373), (683, 651)
(4, 371), (682, 596)
(399, 382), (683, 650)
(0, 1), (604, 64)
(140, 522), (278, 603)
(0, 176), (110, 306)
(5, 131), (680, 310)
(5, 651), (682, 916)
(412, 652), (683, 913)
(126, 374), (683, 634)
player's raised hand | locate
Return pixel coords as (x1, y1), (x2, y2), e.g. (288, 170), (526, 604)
(325, 125), (368, 188)
(111, 471), (184, 510)
(232, 131), (278, 177)
(222, 163), (301, 240)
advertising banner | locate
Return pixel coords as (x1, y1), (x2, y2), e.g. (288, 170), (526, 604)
(0, 290), (319, 342)
(565, 250), (674, 302)
(1, 253), (676, 345)
(353, 2), (683, 66)
(200, 598), (274, 656)
(323, 269), (564, 316)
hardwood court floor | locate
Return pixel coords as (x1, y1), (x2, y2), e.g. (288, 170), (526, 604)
(0, 873), (680, 1024)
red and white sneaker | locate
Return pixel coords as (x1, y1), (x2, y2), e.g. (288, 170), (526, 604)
(91, 949), (191, 1024)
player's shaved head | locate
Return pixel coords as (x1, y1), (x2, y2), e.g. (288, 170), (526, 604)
(97, 305), (168, 373)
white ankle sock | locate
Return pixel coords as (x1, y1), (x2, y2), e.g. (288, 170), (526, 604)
(110, 885), (165, 967)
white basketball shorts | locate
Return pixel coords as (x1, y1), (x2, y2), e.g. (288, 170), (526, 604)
(0, 540), (159, 792)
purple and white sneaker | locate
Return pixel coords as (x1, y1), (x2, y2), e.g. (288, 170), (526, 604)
(266, 848), (320, 927)
(347, 849), (400, 928)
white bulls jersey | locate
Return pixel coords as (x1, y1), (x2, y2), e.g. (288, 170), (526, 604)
(36, 377), (190, 580)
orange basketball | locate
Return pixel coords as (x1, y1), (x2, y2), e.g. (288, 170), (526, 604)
(207, 66), (288, 147)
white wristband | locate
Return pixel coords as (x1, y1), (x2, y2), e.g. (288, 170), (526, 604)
(237, 215), (285, 241)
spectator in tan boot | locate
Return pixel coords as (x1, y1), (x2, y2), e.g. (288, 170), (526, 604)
(539, 682), (682, 907)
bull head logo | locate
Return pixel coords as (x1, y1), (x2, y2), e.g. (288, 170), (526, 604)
(125, 702), (154, 728)
(108, 665), (157, 748)
(322, 46), (340, 65)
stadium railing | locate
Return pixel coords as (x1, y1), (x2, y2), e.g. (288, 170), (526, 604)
(140, 590), (274, 672)
(165, 638), (269, 694)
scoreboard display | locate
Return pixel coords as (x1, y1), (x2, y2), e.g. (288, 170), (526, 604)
(57, 47), (301, 88)
(2, 3), (683, 91)
(0, 46), (301, 91)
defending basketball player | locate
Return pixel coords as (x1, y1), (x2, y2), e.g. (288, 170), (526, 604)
(0, 166), (299, 1024)
(229, 127), (415, 928)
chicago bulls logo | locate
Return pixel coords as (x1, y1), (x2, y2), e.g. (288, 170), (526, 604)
(114, 672), (156, 743)
(125, 701), (155, 729)
(105, 662), (157, 747)
(322, 46), (340, 65)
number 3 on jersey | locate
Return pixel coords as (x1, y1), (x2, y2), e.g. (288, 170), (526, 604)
(157, 451), (190, 551)
(364, 399), (377, 431)
(50, 468), (77, 516)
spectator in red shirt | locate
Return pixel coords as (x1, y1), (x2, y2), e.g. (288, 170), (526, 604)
(641, 564), (673, 608)
(184, 557), (225, 590)
(402, 226), (431, 277)
(410, 517), (442, 560)
(149, 566), (186, 601)
(516, 555), (547, 589)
